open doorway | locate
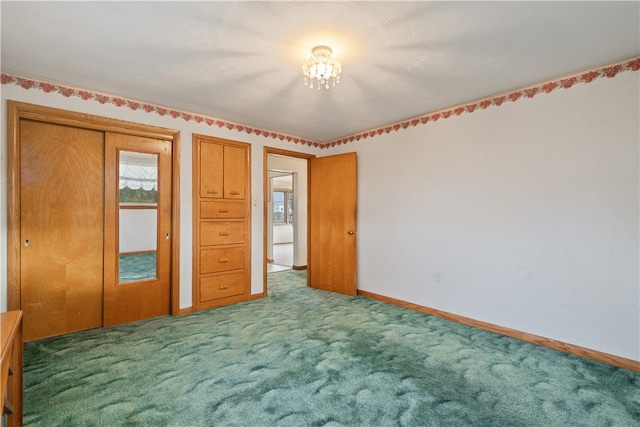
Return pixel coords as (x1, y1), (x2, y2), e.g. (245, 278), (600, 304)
(263, 147), (358, 297)
(263, 148), (315, 292)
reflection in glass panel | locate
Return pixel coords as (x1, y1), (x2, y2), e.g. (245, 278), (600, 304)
(118, 151), (158, 283)
(288, 191), (294, 224)
(119, 252), (157, 282)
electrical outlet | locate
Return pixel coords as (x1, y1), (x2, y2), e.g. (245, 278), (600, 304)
(435, 271), (442, 282)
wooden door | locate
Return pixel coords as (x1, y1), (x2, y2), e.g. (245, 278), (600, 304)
(200, 141), (223, 198)
(308, 152), (357, 296)
(103, 133), (172, 326)
(20, 120), (104, 341)
(223, 145), (246, 199)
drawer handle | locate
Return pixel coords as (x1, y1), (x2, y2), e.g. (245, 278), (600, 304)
(219, 284), (230, 290)
(219, 258), (230, 263)
(229, 191), (240, 195)
(218, 209), (229, 213)
(218, 231), (230, 236)
(206, 190), (219, 194)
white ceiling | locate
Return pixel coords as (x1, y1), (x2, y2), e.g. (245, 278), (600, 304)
(2, 1), (638, 144)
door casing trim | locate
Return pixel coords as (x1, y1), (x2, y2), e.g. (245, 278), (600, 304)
(262, 147), (315, 296)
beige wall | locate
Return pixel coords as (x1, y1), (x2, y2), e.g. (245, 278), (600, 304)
(329, 71), (640, 361)
(1, 67), (638, 361)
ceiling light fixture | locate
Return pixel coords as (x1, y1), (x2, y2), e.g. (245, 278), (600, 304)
(302, 45), (342, 90)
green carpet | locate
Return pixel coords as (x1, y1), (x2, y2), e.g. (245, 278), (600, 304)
(24, 270), (639, 426)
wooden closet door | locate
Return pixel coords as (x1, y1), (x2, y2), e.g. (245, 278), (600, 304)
(20, 120), (104, 341)
(103, 132), (172, 326)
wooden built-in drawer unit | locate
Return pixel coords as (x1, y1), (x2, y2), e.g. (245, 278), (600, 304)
(200, 221), (245, 246)
(193, 134), (250, 311)
(200, 271), (245, 301)
(201, 201), (245, 219)
(200, 247), (245, 274)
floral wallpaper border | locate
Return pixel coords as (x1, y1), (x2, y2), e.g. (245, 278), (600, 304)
(329, 57), (640, 147)
(2, 56), (638, 149)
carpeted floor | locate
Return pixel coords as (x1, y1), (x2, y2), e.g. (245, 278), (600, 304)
(24, 270), (639, 426)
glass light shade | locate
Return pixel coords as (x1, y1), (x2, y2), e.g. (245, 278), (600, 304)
(302, 45), (342, 90)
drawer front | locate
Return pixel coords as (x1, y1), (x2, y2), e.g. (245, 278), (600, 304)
(200, 271), (245, 301)
(201, 201), (245, 219)
(200, 247), (245, 274)
(200, 221), (245, 246)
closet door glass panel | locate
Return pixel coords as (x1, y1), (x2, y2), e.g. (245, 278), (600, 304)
(118, 151), (158, 282)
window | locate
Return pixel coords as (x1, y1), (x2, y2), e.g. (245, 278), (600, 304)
(273, 190), (294, 224)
